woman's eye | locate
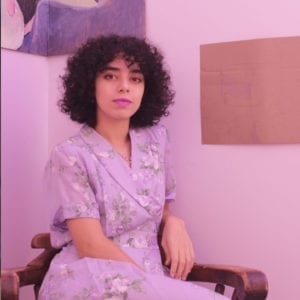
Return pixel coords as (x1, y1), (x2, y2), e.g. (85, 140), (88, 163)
(131, 77), (143, 83)
(103, 74), (115, 80)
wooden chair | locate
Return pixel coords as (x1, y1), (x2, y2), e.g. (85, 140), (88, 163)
(1, 232), (268, 300)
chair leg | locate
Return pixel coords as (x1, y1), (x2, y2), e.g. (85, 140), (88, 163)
(34, 284), (41, 300)
(232, 289), (239, 299)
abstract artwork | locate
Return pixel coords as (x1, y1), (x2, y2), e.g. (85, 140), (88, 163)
(1, 0), (145, 56)
(200, 36), (300, 144)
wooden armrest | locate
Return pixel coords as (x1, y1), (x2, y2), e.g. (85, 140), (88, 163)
(16, 233), (60, 286)
(2, 248), (59, 288)
(1, 234), (60, 300)
(21, 248), (60, 286)
(187, 263), (268, 300)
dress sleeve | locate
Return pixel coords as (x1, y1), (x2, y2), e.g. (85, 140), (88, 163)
(164, 127), (177, 203)
(44, 146), (100, 235)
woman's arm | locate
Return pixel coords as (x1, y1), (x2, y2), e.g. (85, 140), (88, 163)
(161, 203), (195, 280)
(67, 218), (144, 270)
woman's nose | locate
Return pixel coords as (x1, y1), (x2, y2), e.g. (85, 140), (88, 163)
(118, 78), (130, 93)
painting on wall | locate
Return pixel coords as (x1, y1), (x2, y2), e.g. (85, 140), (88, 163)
(200, 36), (300, 144)
(1, 0), (145, 56)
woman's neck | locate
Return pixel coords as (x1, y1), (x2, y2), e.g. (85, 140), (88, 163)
(95, 119), (130, 147)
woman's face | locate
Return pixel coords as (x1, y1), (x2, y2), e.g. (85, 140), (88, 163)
(95, 56), (145, 125)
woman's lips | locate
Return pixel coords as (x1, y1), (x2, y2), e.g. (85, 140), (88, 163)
(113, 98), (132, 107)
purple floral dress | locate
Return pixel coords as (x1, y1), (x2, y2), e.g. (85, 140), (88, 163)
(39, 125), (228, 299)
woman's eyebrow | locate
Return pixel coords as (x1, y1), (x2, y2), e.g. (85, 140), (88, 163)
(101, 66), (142, 73)
(130, 68), (142, 74)
(102, 66), (120, 72)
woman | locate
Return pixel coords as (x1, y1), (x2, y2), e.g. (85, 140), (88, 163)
(39, 35), (228, 299)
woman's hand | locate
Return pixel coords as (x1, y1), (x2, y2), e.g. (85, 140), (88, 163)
(161, 214), (195, 280)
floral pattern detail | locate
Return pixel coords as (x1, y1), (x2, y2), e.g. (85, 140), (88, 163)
(66, 200), (98, 218)
(105, 191), (137, 235)
(97, 150), (115, 159)
(166, 177), (176, 196)
(126, 236), (148, 248)
(73, 286), (97, 300)
(136, 188), (150, 207)
(142, 256), (164, 274)
(130, 172), (138, 181)
(58, 264), (74, 280)
(138, 142), (162, 176)
(101, 273), (144, 299)
(136, 189), (162, 217)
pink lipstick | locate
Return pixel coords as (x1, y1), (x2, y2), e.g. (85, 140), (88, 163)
(113, 98), (132, 107)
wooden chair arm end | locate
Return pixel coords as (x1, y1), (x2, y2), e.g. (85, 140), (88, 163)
(31, 233), (52, 249)
(1, 247), (60, 296)
(1, 270), (20, 300)
(188, 263), (268, 300)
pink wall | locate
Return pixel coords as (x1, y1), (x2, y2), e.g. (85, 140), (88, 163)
(1, 49), (49, 298)
(47, 56), (80, 149)
(146, 1), (300, 299)
(2, 1), (300, 299)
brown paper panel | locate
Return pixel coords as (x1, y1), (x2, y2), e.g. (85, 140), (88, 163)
(200, 36), (300, 144)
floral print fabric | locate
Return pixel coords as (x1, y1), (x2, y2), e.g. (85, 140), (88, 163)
(39, 125), (228, 299)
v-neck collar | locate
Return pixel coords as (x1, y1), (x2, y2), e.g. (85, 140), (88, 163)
(82, 125), (136, 166)
(79, 125), (141, 202)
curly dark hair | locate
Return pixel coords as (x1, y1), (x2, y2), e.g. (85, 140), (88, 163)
(59, 35), (175, 128)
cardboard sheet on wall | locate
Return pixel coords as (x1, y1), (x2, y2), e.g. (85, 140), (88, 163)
(200, 36), (300, 144)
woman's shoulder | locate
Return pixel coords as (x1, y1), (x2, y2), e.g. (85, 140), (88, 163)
(49, 131), (88, 162)
(133, 124), (168, 142)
